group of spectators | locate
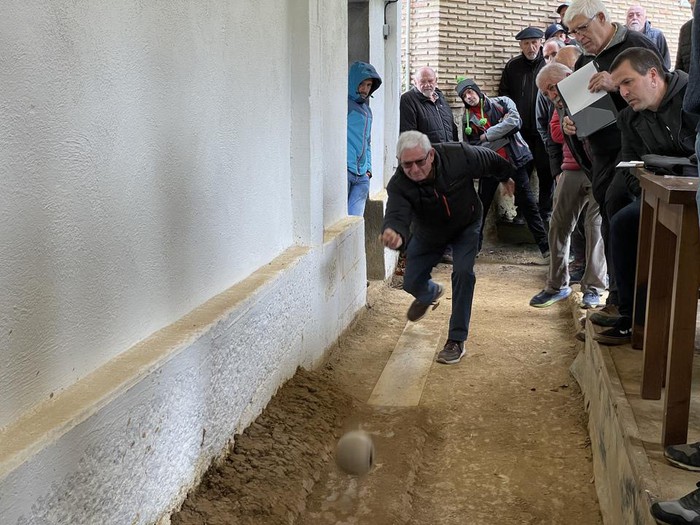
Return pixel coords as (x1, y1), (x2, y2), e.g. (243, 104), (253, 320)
(348, 1), (700, 518)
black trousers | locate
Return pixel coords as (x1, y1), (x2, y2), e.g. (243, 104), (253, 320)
(478, 165), (548, 253)
(522, 130), (554, 223)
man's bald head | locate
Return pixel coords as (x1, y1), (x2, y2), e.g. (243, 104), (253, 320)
(554, 45), (582, 69)
(412, 67), (438, 99)
(536, 62), (572, 108)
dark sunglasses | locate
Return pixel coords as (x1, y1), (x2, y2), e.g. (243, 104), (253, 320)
(399, 152), (431, 170)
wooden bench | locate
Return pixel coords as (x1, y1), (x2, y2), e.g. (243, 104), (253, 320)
(633, 168), (699, 446)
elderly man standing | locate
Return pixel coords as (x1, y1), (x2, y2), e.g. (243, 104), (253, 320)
(531, 62), (606, 309)
(400, 66), (457, 143)
(499, 26), (554, 225)
(676, 0), (695, 73)
(400, 66), (458, 264)
(380, 131), (515, 365)
(625, 4), (671, 69)
(561, 0), (661, 312)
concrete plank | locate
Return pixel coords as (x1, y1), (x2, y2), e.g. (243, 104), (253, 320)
(368, 321), (440, 407)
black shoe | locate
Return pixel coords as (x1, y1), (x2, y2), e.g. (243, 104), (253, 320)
(440, 253), (454, 265)
(406, 284), (444, 322)
(665, 442), (700, 472)
(651, 482), (700, 524)
(592, 318), (632, 346)
(436, 340), (466, 364)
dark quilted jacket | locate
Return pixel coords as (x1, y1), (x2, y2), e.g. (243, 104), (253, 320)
(675, 19), (692, 73)
(399, 88), (458, 143)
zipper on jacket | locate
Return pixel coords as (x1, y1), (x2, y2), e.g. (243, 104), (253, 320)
(434, 189), (451, 217)
(665, 124), (678, 148)
(357, 105), (370, 174)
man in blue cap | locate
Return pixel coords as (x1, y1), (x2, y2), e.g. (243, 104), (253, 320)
(545, 23), (567, 42)
(499, 26), (554, 227)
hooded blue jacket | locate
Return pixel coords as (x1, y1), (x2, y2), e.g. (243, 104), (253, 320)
(347, 61), (382, 176)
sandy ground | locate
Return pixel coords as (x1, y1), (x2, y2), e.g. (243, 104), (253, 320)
(171, 243), (602, 525)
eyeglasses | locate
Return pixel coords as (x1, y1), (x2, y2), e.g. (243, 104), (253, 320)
(569, 15), (597, 36)
(399, 152), (431, 170)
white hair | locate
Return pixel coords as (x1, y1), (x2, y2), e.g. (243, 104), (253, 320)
(396, 131), (431, 158)
(564, 0), (610, 25)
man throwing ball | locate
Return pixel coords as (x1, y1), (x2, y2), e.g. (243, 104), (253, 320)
(380, 131), (515, 364)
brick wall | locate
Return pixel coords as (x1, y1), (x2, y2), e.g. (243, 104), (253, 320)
(402, 0), (692, 108)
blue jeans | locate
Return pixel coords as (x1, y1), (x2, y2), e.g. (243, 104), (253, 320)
(403, 219), (481, 342)
(348, 170), (370, 216)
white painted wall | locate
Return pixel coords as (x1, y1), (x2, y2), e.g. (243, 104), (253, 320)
(0, 2), (296, 428)
(0, 1), (383, 523)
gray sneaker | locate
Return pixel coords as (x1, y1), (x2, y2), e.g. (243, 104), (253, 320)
(651, 482), (700, 524)
(407, 284), (445, 322)
(665, 442), (700, 471)
(436, 340), (466, 364)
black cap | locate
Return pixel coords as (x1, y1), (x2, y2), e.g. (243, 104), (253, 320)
(556, 2), (571, 15)
(545, 23), (566, 39)
(515, 26), (545, 40)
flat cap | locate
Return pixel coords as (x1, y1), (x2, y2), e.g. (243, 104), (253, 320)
(515, 26), (545, 40)
(545, 23), (566, 39)
(556, 2), (571, 14)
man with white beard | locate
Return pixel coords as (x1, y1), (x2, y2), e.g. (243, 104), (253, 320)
(399, 66), (458, 144)
(625, 4), (671, 69)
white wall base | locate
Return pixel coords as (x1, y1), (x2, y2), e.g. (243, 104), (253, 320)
(0, 217), (366, 525)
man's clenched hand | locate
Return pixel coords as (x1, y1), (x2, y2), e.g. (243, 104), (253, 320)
(379, 228), (403, 250)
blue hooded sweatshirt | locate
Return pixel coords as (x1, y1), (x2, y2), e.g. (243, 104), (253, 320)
(347, 61), (382, 176)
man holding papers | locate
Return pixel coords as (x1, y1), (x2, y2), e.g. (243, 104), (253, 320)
(561, 0), (661, 312)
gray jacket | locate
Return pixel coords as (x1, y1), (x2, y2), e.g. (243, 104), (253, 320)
(462, 95), (533, 169)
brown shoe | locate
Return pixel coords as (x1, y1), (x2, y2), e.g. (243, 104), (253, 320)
(406, 284), (444, 322)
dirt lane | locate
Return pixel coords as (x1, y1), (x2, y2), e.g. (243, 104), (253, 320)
(171, 246), (602, 525)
